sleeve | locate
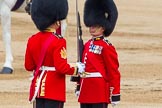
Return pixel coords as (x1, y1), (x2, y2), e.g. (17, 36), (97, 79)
(24, 38), (36, 71)
(53, 39), (77, 75)
(102, 44), (120, 102)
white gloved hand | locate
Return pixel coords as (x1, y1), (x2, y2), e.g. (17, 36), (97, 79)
(75, 91), (80, 97)
(76, 62), (85, 74)
(111, 101), (119, 107)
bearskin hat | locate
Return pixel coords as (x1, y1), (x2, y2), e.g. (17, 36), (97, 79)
(84, 0), (118, 37)
(31, 0), (68, 31)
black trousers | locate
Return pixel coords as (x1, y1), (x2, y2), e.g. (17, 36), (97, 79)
(36, 98), (64, 108)
(80, 103), (108, 108)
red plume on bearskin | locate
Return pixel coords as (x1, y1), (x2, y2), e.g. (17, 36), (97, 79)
(84, 0), (118, 37)
(31, 0), (68, 31)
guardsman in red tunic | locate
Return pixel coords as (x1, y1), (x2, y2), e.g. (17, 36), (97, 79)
(24, 0), (84, 108)
(75, 0), (121, 108)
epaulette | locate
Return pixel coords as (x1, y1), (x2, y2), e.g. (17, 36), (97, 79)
(53, 33), (63, 39)
(104, 39), (112, 46)
(92, 36), (104, 41)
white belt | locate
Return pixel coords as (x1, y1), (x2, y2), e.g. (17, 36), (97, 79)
(81, 72), (102, 78)
(39, 66), (56, 71)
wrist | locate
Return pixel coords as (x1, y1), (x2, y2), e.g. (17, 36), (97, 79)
(73, 66), (78, 75)
(112, 95), (120, 102)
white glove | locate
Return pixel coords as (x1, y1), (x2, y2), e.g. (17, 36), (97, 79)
(111, 101), (119, 107)
(75, 91), (80, 97)
(76, 62), (85, 74)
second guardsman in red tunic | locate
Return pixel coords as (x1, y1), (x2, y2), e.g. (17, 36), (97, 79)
(75, 0), (121, 108)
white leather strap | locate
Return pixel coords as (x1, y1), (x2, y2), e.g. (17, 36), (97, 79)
(39, 66), (56, 71)
(81, 72), (102, 78)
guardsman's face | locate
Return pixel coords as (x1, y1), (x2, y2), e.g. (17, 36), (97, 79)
(89, 26), (105, 37)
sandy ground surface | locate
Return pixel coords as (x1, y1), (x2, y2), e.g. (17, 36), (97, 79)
(0, 0), (162, 108)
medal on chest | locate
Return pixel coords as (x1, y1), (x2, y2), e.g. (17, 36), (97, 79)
(89, 41), (103, 54)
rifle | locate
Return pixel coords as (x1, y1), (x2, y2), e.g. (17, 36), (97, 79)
(70, 0), (84, 82)
(76, 12), (83, 62)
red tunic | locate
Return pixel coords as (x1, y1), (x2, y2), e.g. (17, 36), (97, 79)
(24, 32), (75, 102)
(78, 37), (120, 103)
